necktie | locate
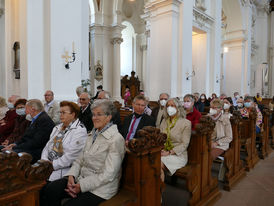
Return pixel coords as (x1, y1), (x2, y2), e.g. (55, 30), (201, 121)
(126, 116), (137, 141)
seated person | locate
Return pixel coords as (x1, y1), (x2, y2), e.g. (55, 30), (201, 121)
(1, 99), (55, 163)
(195, 93), (210, 112)
(209, 99), (232, 160)
(138, 91), (152, 116)
(222, 97), (234, 118)
(255, 92), (262, 103)
(152, 93), (169, 128)
(7, 95), (20, 109)
(78, 92), (93, 133)
(44, 90), (60, 125)
(41, 101), (87, 181)
(123, 86), (131, 106)
(236, 97), (244, 111)
(97, 90), (121, 131)
(2, 99), (30, 146)
(121, 95), (155, 144)
(240, 96), (263, 134)
(160, 98), (191, 181)
(40, 100), (126, 206)
(0, 97), (17, 143)
(183, 94), (201, 130)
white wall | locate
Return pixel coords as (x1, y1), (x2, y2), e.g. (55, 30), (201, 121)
(0, 0), (5, 97)
(192, 33), (207, 94)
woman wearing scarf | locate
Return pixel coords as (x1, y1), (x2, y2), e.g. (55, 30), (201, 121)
(41, 101), (87, 181)
(41, 99), (125, 206)
(160, 98), (191, 182)
(209, 99), (232, 160)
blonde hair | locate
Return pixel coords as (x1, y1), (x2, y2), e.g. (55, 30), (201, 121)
(163, 98), (186, 119)
(210, 99), (223, 109)
(0, 97), (7, 107)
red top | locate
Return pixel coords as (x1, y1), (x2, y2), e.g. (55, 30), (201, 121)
(186, 107), (202, 130)
(0, 109), (18, 143)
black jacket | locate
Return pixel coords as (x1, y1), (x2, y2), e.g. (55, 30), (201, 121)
(121, 113), (155, 139)
(13, 111), (55, 163)
(78, 103), (93, 132)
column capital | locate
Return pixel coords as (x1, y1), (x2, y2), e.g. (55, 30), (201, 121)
(111, 37), (123, 45)
(144, 0), (183, 17)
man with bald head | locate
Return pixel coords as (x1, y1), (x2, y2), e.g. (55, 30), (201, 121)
(78, 92), (93, 132)
(44, 90), (60, 124)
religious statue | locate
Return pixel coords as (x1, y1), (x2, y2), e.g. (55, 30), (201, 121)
(94, 60), (103, 81)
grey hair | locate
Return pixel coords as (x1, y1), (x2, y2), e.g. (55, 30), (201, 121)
(91, 99), (116, 117)
(159, 93), (170, 99)
(0, 97), (7, 107)
(183, 94), (195, 102)
(76, 86), (85, 96)
(244, 96), (254, 102)
(163, 98), (186, 119)
(26, 99), (44, 112)
(80, 92), (91, 99)
(133, 95), (148, 105)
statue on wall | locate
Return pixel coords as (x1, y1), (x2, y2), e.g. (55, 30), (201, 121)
(13, 42), (20, 79)
(94, 60), (103, 81)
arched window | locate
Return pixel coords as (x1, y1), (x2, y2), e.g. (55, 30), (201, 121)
(121, 21), (136, 76)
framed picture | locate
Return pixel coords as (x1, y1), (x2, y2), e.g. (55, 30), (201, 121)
(94, 60), (103, 81)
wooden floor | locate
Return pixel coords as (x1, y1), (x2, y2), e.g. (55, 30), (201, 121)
(162, 151), (274, 206)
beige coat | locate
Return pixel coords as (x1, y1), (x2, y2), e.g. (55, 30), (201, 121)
(66, 124), (125, 200)
(45, 100), (60, 124)
(160, 117), (191, 175)
(211, 114), (233, 151)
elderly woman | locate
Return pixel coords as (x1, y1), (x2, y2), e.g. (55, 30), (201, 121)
(40, 101), (87, 182)
(2, 99), (30, 146)
(240, 96), (263, 134)
(209, 99), (233, 160)
(183, 94), (201, 130)
(41, 99), (125, 206)
(0, 97), (17, 143)
(160, 98), (191, 181)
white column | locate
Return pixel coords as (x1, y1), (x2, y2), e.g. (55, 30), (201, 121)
(270, 12), (274, 96)
(178, 0), (194, 97)
(144, 0), (182, 100)
(0, 0), (5, 97)
(111, 37), (123, 101)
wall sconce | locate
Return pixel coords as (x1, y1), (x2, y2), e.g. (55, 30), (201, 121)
(216, 74), (224, 83)
(62, 42), (76, 69)
(186, 70), (195, 80)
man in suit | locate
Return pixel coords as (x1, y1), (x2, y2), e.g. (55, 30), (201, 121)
(151, 93), (169, 128)
(121, 95), (155, 144)
(44, 90), (60, 124)
(2, 99), (55, 163)
(78, 92), (93, 132)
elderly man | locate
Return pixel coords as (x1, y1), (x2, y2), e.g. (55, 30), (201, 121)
(78, 92), (93, 132)
(152, 93), (169, 128)
(1, 99), (55, 163)
(121, 95), (155, 144)
(97, 90), (121, 131)
(44, 90), (60, 124)
(7, 95), (20, 109)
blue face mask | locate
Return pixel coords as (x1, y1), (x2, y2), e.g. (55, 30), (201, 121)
(16, 108), (26, 116)
(7, 102), (14, 109)
(244, 102), (251, 108)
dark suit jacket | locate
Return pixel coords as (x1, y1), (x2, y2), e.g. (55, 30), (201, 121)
(13, 111), (55, 163)
(121, 113), (155, 139)
(78, 103), (93, 132)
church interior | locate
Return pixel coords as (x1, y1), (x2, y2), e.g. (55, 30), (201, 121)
(1, 0), (274, 206)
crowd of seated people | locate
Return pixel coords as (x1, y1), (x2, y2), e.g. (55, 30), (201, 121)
(0, 88), (271, 205)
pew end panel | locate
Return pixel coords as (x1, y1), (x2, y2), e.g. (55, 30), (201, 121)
(0, 152), (53, 206)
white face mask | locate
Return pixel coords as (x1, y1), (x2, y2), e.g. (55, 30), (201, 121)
(237, 103), (243, 108)
(16, 108), (26, 116)
(184, 102), (192, 109)
(236, 95), (240, 99)
(201, 96), (205, 100)
(209, 108), (218, 116)
(160, 99), (167, 107)
(223, 103), (230, 110)
(26, 114), (33, 121)
(7, 102), (14, 109)
(167, 106), (177, 117)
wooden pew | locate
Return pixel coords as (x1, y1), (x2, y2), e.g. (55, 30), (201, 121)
(239, 109), (259, 171)
(0, 151), (53, 206)
(119, 108), (133, 124)
(256, 109), (272, 159)
(222, 111), (246, 191)
(100, 126), (166, 206)
(174, 116), (221, 206)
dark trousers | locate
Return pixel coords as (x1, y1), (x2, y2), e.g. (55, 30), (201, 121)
(40, 178), (105, 206)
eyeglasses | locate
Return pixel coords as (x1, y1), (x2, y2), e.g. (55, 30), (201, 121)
(92, 113), (106, 118)
(59, 111), (72, 115)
